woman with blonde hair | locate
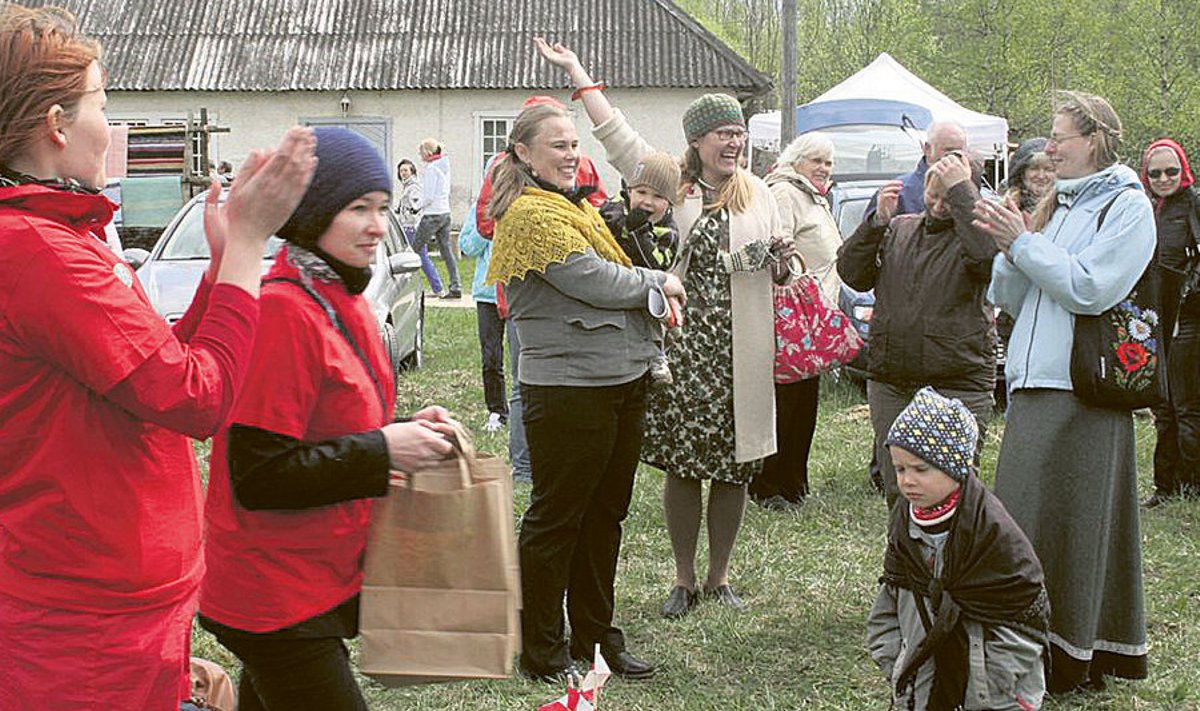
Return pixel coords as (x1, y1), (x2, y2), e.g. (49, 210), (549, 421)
(415, 136), (460, 297)
(0, 4), (315, 707)
(486, 100), (686, 681)
(535, 38), (797, 621)
(1004, 137), (1055, 215)
(974, 91), (1154, 693)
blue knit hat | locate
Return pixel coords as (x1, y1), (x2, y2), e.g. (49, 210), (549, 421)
(884, 387), (978, 481)
(276, 127), (392, 245)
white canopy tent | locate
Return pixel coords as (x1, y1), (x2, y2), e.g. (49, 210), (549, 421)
(750, 53), (1009, 158)
(810, 53), (1008, 155)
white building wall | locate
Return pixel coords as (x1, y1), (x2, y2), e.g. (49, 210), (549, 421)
(108, 87), (727, 224)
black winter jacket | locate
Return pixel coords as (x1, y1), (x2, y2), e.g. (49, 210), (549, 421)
(837, 182), (999, 391)
(1154, 187), (1200, 341)
(599, 195), (680, 271)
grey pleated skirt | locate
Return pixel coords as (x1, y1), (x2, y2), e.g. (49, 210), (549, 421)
(994, 389), (1148, 687)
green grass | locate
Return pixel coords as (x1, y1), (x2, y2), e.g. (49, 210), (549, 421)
(193, 306), (1200, 710)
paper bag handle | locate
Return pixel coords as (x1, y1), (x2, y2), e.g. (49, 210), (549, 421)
(393, 421), (480, 490)
(447, 421), (479, 488)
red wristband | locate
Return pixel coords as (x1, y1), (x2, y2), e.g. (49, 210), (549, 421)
(570, 82), (607, 101)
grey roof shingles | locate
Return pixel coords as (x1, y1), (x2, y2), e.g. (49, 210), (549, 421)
(23, 0), (771, 94)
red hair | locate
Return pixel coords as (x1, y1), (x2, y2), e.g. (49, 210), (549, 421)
(0, 4), (101, 167)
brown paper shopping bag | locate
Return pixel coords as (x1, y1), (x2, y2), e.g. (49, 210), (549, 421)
(359, 425), (520, 686)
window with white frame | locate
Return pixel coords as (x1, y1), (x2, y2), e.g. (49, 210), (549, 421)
(479, 115), (516, 173)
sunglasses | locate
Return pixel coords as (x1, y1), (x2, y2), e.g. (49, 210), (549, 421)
(1147, 167), (1181, 179)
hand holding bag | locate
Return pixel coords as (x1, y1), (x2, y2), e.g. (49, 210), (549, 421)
(359, 424), (520, 686)
(773, 260), (863, 383)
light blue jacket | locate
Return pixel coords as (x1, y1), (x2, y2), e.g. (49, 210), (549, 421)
(457, 192), (495, 304)
(989, 164), (1155, 393)
(459, 156), (498, 304)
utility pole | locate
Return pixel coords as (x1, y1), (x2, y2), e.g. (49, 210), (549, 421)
(780, 0), (797, 148)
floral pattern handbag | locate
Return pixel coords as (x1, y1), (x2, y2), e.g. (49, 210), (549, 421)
(1070, 277), (1167, 410)
(773, 271), (863, 384)
(1069, 188), (1167, 410)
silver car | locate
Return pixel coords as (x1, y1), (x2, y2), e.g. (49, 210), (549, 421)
(130, 192), (424, 379)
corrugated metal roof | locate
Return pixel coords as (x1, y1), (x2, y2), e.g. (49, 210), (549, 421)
(20, 0), (772, 94)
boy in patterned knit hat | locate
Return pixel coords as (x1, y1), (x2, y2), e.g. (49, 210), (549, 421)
(867, 387), (1049, 711)
(599, 152), (683, 386)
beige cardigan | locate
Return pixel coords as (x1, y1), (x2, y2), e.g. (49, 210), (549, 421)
(593, 110), (780, 463)
(764, 164), (844, 304)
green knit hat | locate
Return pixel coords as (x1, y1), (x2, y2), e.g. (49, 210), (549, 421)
(682, 93), (745, 140)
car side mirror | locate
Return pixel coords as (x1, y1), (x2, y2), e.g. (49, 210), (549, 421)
(123, 248), (150, 270)
(388, 252), (422, 276)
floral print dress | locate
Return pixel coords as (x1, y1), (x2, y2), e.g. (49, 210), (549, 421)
(641, 209), (761, 485)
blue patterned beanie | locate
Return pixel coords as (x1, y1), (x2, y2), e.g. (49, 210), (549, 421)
(884, 387), (978, 481)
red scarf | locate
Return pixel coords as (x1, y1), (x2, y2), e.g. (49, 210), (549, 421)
(1140, 138), (1195, 212)
(911, 487), (962, 527)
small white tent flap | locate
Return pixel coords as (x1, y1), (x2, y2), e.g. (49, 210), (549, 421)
(809, 53), (1008, 155)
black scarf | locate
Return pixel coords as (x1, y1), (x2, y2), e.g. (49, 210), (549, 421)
(0, 164), (99, 195)
(287, 243), (372, 295)
(528, 171), (598, 205)
(1017, 189), (1042, 215)
(923, 213), (955, 234)
(882, 474), (1049, 711)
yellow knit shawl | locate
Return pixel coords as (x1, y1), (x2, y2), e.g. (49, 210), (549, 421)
(487, 187), (631, 285)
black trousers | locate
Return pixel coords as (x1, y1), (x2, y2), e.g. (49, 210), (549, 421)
(1153, 300), (1200, 496)
(518, 377), (647, 674)
(476, 302), (508, 416)
(751, 378), (820, 502)
(199, 616), (366, 711)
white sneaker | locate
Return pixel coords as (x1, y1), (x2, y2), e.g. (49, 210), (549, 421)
(484, 412), (505, 433)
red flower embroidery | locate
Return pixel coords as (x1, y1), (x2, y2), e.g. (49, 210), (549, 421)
(1116, 342), (1149, 372)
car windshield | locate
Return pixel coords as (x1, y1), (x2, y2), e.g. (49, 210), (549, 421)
(827, 124), (923, 177)
(837, 197), (871, 237)
(158, 201), (282, 260)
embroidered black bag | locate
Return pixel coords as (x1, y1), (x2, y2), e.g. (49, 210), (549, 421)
(1070, 190), (1167, 409)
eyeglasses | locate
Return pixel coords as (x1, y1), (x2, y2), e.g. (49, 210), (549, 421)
(1047, 133), (1088, 146)
(1147, 167), (1181, 179)
(713, 128), (747, 141)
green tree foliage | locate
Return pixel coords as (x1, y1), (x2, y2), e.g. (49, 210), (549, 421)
(683, 0), (1200, 163)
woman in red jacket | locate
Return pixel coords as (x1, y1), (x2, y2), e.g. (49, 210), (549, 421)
(0, 6), (316, 710)
(199, 128), (457, 711)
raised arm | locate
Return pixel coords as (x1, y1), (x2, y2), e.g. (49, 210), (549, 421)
(534, 37), (614, 128)
(838, 180), (899, 291)
(533, 38), (656, 180)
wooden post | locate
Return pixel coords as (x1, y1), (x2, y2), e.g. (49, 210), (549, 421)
(780, 0), (797, 148)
